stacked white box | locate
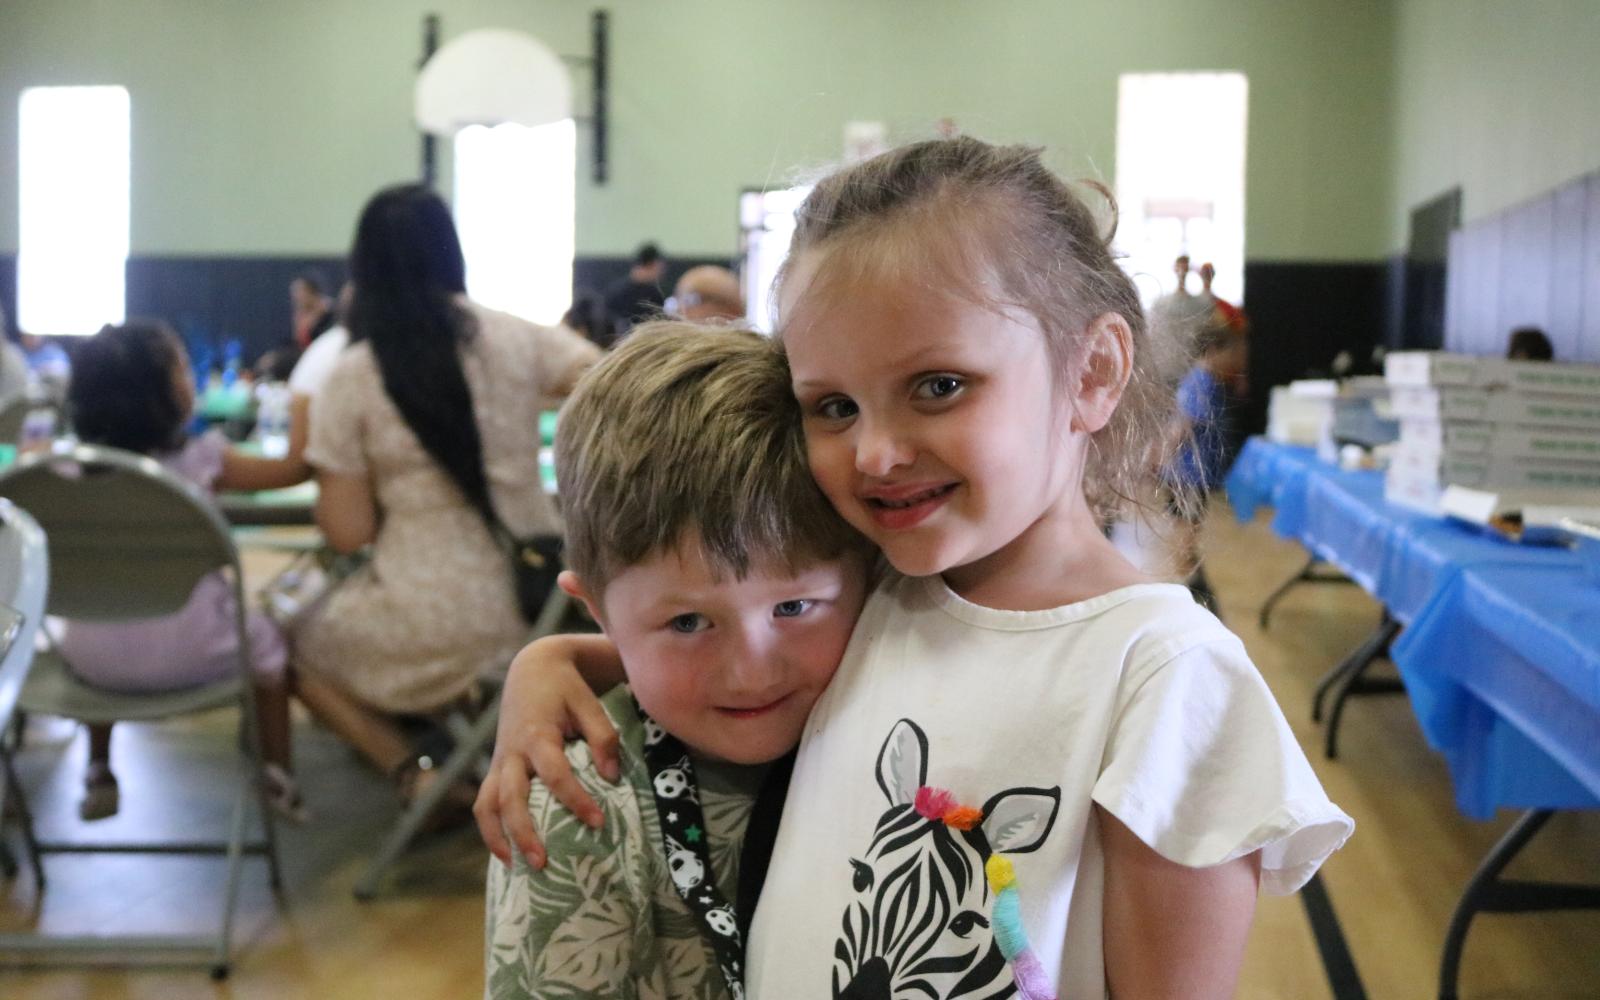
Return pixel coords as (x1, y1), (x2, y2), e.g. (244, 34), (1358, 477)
(1382, 352), (1600, 511)
(1266, 380), (1338, 446)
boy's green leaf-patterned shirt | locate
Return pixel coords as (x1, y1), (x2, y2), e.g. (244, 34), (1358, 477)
(485, 687), (767, 999)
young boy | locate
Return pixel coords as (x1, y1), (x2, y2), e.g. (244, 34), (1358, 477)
(483, 323), (869, 999)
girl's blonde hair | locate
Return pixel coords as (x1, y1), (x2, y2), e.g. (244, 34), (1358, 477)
(778, 136), (1189, 521)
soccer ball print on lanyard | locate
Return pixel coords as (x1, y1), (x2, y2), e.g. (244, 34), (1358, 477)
(834, 718), (1061, 1000)
(641, 709), (748, 999)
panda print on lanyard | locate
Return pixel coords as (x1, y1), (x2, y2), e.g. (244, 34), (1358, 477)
(641, 710), (748, 999)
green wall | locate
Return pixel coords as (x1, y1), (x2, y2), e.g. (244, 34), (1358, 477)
(1387, 0), (1600, 250)
(0, 0), (1396, 260)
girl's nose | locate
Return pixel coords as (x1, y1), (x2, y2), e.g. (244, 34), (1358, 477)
(854, 417), (912, 477)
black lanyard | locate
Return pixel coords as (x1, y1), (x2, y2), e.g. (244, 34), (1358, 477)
(640, 709), (746, 998)
(735, 749), (793, 943)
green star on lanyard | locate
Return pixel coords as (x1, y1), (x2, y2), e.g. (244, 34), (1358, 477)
(684, 824), (703, 843)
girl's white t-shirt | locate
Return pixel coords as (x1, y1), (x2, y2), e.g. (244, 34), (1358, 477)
(745, 573), (1352, 1000)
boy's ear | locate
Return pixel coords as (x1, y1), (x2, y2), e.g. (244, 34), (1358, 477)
(1070, 312), (1134, 434)
(558, 570), (605, 629)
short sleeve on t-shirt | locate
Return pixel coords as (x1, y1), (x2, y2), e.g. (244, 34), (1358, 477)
(529, 320), (601, 401)
(1090, 635), (1354, 895)
(161, 429), (230, 494)
(303, 347), (370, 478)
(287, 326), (349, 397)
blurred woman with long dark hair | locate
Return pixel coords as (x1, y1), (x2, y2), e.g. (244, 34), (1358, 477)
(291, 184), (598, 799)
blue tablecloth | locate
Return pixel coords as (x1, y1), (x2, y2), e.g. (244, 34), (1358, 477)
(1393, 562), (1600, 819)
(1381, 512), (1582, 626)
(1229, 435), (1598, 817)
(1299, 467), (1393, 594)
(1294, 463), (1582, 625)
(1226, 438), (1322, 538)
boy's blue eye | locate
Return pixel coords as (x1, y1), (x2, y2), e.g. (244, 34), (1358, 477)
(816, 396), (858, 421)
(916, 375), (963, 400)
(774, 599), (812, 618)
(668, 613), (707, 634)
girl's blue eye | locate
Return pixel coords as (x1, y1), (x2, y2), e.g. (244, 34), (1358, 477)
(916, 375), (964, 400)
(774, 599), (812, 618)
(816, 397), (859, 421)
(669, 613), (707, 634)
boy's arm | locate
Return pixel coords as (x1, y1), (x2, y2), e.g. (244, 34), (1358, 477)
(484, 763), (647, 1000)
(1098, 805), (1260, 999)
(477, 633), (628, 867)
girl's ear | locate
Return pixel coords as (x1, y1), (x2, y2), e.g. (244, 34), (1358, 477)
(557, 570), (606, 631)
(1070, 312), (1134, 434)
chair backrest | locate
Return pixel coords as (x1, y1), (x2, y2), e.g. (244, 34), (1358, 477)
(0, 442), (238, 621)
(0, 498), (48, 730)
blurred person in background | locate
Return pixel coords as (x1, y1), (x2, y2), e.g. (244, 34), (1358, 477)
(558, 290), (611, 350)
(291, 184), (599, 812)
(1507, 326), (1554, 361)
(1196, 261), (1246, 335)
(60, 320), (307, 821)
(291, 270), (337, 349)
(1166, 312), (1250, 610)
(259, 271), (341, 382)
(603, 242), (667, 343)
(1150, 253), (1213, 345)
(668, 265), (745, 323)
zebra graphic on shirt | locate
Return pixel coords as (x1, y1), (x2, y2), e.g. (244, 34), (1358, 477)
(833, 718), (1061, 1000)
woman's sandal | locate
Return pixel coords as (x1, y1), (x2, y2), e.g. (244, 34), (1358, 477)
(78, 762), (120, 821)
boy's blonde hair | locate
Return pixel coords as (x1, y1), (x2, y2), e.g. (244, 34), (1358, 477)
(556, 321), (861, 599)
(778, 136), (1191, 521)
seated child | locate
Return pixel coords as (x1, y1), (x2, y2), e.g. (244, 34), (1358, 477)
(55, 321), (308, 821)
(483, 323), (869, 999)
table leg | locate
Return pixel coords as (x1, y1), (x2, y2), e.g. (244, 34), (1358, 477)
(1316, 613), (1404, 759)
(1313, 612), (1397, 722)
(1300, 871), (1369, 1000)
(1260, 553), (1358, 630)
(1438, 809), (1600, 1000)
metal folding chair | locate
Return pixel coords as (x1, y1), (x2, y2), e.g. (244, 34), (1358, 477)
(0, 499), (49, 888)
(352, 586), (572, 900)
(0, 442), (282, 978)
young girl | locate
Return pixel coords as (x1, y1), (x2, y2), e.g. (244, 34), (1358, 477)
(480, 137), (1352, 999)
(58, 321), (306, 821)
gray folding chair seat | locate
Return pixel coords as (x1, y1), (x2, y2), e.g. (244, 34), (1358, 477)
(0, 442), (281, 979)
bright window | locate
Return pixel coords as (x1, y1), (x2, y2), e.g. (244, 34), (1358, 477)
(17, 85), (130, 336)
(738, 184), (811, 333)
(453, 119), (575, 326)
(1115, 73), (1248, 307)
